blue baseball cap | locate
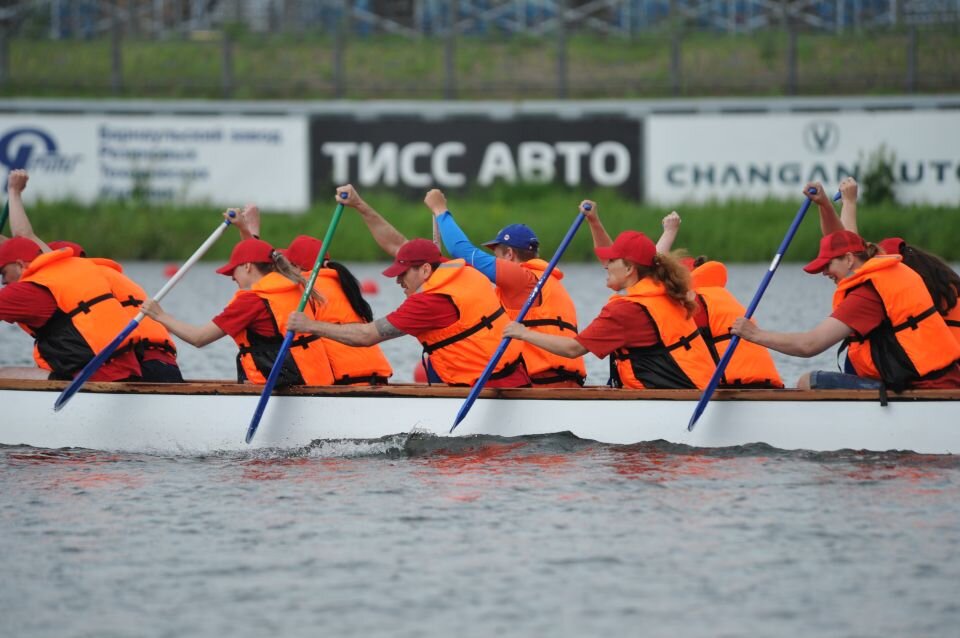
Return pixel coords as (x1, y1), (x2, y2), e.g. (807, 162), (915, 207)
(482, 223), (539, 252)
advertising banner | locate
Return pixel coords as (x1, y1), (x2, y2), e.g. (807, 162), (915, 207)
(0, 115), (309, 211)
(311, 116), (643, 199)
(646, 111), (960, 205)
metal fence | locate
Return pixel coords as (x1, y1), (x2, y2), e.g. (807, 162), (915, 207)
(0, 0), (958, 98)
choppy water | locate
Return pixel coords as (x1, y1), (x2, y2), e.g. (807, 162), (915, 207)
(2, 263), (959, 637)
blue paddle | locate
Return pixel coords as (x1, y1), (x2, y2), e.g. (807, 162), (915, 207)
(54, 211), (236, 411)
(686, 190), (841, 431)
(245, 195), (347, 444)
(450, 204), (589, 433)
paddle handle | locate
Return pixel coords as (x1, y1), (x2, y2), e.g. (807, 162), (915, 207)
(146, 214), (236, 314)
(297, 202), (345, 313)
(54, 213), (235, 412)
(687, 191), (840, 431)
(450, 206), (588, 433)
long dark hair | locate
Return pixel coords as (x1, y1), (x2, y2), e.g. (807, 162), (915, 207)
(899, 244), (960, 313)
(325, 260), (374, 322)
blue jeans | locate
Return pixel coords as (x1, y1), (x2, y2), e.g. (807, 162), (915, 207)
(809, 371), (882, 390)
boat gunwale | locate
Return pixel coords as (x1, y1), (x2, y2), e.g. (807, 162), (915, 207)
(2, 379), (958, 402)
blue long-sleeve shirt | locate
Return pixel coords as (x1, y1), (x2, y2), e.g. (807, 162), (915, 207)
(436, 211), (498, 283)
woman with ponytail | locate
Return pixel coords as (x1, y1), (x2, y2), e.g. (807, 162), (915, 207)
(504, 229), (716, 389)
(280, 235), (393, 385)
(142, 238), (335, 386)
(732, 230), (960, 391)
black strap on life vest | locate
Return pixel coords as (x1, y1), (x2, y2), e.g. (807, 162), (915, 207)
(664, 328), (703, 352)
(522, 316), (578, 334)
(946, 319), (960, 328)
(333, 374), (389, 386)
(421, 307), (505, 354)
(530, 368), (586, 386)
(488, 354), (524, 381)
(65, 293), (114, 318)
(237, 333), (321, 356)
(890, 305), (938, 333)
(136, 339), (177, 356)
(120, 295), (143, 308)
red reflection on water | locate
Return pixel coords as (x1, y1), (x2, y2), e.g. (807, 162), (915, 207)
(7, 450), (144, 489)
(417, 442), (570, 474)
(238, 456), (350, 482)
(606, 446), (750, 483)
(410, 440), (577, 502)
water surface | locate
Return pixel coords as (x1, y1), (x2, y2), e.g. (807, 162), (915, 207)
(2, 262), (958, 637)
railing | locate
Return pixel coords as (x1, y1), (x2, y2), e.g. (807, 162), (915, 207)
(0, 0), (957, 98)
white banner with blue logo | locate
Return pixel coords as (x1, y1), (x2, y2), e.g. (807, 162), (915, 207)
(646, 111), (960, 205)
(0, 115), (309, 211)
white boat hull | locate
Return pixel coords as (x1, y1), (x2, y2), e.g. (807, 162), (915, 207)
(2, 380), (958, 455)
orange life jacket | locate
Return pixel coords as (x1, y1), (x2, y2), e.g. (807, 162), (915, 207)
(91, 257), (179, 361)
(496, 259), (586, 386)
(418, 259), (525, 386)
(942, 301), (960, 347)
(691, 261), (783, 388)
(229, 272), (335, 386)
(18, 249), (138, 378)
(835, 255), (960, 390)
(608, 278), (716, 389)
(309, 268), (392, 385)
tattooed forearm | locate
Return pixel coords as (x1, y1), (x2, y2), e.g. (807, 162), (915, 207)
(374, 317), (404, 340)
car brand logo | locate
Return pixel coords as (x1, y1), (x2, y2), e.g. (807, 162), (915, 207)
(0, 127), (81, 187)
(803, 121), (839, 154)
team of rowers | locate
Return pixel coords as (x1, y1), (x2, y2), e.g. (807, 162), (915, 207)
(1, 169), (959, 393)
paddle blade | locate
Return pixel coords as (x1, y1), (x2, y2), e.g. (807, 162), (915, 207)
(686, 335), (740, 431)
(450, 337), (509, 433)
(245, 331), (295, 444)
(54, 319), (139, 411)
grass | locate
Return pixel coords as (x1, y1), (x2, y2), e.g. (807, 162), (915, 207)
(16, 187), (960, 263)
(4, 29), (958, 99)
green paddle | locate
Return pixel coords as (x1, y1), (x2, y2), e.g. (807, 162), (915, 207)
(245, 195), (347, 444)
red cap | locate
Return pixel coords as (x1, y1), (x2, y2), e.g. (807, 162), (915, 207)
(48, 240), (86, 257)
(803, 230), (867, 274)
(382, 238), (446, 277)
(280, 235), (327, 271)
(878, 237), (906, 255)
(0, 237), (42, 268)
(216, 238), (275, 276)
(594, 231), (656, 267)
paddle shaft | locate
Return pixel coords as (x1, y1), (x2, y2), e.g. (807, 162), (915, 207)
(450, 208), (588, 433)
(245, 200), (346, 444)
(686, 191), (841, 431)
(54, 213), (235, 412)
(0, 201), (8, 233)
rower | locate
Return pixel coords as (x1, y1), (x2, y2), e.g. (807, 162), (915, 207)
(0, 170), (143, 381)
(504, 217), (716, 390)
(731, 230), (960, 391)
(142, 237), (336, 386)
(806, 177), (960, 349)
(425, 188), (586, 388)
(653, 212), (783, 388)
(286, 185), (530, 389)
(226, 204), (392, 386)
(1, 170), (182, 383)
